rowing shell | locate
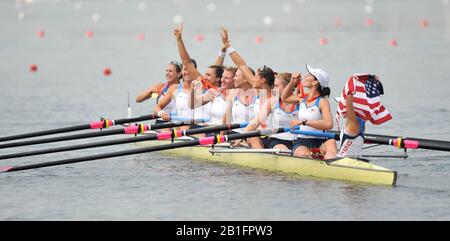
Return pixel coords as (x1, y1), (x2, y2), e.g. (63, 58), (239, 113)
(137, 136), (397, 186)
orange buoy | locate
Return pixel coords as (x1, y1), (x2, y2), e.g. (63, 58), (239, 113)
(37, 30), (45, 38)
(254, 35), (263, 44)
(366, 18), (374, 27)
(195, 34), (204, 42)
(137, 33), (145, 41)
(390, 39), (398, 47)
(86, 31), (94, 39)
(420, 19), (429, 28)
(103, 68), (111, 76)
(29, 64), (38, 72)
(319, 37), (328, 45)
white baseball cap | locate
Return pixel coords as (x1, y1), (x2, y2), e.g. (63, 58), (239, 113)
(306, 65), (330, 89)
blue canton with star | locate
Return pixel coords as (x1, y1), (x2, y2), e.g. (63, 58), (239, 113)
(365, 75), (384, 98)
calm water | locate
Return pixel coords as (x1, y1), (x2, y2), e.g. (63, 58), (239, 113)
(1, 0), (450, 220)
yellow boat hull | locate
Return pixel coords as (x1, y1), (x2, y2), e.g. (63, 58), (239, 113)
(137, 140), (397, 186)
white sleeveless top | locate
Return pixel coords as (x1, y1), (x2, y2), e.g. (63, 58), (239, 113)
(175, 83), (210, 121)
(254, 95), (271, 130)
(156, 83), (175, 114)
(253, 95), (261, 119)
(202, 101), (212, 123)
(297, 97), (324, 139)
(231, 94), (256, 133)
(269, 100), (298, 140)
(210, 94), (227, 125)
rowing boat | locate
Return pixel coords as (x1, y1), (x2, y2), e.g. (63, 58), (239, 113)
(136, 135), (397, 186)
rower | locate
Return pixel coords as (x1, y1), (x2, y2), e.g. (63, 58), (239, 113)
(282, 65), (337, 159)
(222, 69), (257, 133)
(206, 66), (237, 126)
(338, 94), (366, 157)
(136, 61), (182, 124)
(244, 72), (299, 150)
(336, 74), (392, 157)
(221, 27), (274, 110)
(220, 27), (275, 137)
(175, 23), (232, 128)
(154, 25), (216, 129)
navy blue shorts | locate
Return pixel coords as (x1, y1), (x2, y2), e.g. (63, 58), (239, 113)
(261, 137), (295, 149)
(292, 138), (327, 151)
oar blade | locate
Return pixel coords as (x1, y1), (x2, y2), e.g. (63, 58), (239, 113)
(0, 124), (90, 143)
(0, 166), (13, 173)
(0, 114), (159, 143)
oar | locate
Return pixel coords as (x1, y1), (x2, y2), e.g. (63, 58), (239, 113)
(326, 130), (450, 152)
(0, 117), (208, 150)
(0, 123), (247, 160)
(291, 130), (450, 152)
(0, 127), (288, 173)
(363, 135), (450, 152)
(0, 114), (159, 143)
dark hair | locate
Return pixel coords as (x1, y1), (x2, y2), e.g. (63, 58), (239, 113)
(169, 61), (182, 73)
(317, 84), (331, 97)
(310, 74), (331, 97)
(257, 65), (275, 88)
(190, 58), (197, 69)
(208, 65), (224, 79)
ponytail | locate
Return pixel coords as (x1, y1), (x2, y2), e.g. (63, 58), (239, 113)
(318, 86), (331, 97)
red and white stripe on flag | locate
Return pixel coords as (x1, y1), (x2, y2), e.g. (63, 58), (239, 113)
(336, 74), (392, 125)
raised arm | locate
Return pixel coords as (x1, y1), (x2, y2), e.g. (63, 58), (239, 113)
(344, 94), (360, 136)
(281, 72), (302, 104)
(221, 27), (256, 86)
(174, 23), (203, 80)
(214, 46), (227, 66)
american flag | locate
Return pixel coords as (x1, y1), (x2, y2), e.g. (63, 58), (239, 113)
(336, 74), (392, 126)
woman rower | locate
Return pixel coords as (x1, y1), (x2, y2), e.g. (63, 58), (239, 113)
(176, 23), (232, 126)
(338, 93), (366, 157)
(154, 25), (217, 128)
(170, 23), (238, 127)
(220, 27), (275, 136)
(244, 72), (298, 150)
(191, 66), (237, 126)
(136, 61), (182, 124)
(282, 66), (337, 159)
(336, 74), (392, 157)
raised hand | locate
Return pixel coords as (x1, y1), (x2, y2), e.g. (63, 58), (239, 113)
(174, 23), (183, 40)
(220, 27), (231, 48)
